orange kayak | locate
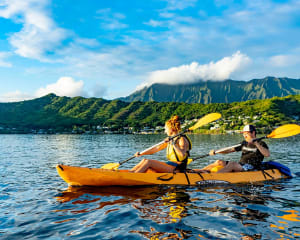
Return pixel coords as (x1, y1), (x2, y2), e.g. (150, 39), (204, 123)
(56, 164), (289, 187)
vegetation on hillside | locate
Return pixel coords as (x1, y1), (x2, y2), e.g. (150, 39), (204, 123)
(0, 93), (299, 134)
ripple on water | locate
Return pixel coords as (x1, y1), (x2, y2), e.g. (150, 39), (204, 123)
(0, 134), (299, 239)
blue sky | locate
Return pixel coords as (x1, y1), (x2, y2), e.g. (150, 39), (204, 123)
(0, 0), (300, 102)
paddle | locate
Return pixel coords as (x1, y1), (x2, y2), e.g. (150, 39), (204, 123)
(101, 113), (222, 170)
(192, 124), (300, 161)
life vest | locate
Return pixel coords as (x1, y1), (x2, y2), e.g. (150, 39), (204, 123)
(210, 165), (224, 173)
(166, 135), (192, 163)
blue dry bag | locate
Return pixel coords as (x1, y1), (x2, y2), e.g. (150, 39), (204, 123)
(262, 161), (292, 178)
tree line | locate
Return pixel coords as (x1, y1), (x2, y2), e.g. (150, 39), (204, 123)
(0, 93), (299, 133)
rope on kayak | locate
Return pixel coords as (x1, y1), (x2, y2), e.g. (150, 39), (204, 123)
(187, 169), (205, 181)
(196, 172), (204, 181)
(183, 171), (190, 185)
(157, 173), (175, 181)
(156, 171), (191, 184)
(261, 169), (274, 180)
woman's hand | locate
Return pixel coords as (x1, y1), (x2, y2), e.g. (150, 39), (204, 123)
(209, 150), (216, 156)
(134, 152), (141, 157)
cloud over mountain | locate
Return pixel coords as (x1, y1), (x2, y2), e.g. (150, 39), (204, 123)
(36, 77), (85, 98)
(138, 51), (251, 89)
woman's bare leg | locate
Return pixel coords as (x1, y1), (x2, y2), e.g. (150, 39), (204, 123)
(201, 160), (227, 171)
(131, 159), (175, 173)
(130, 159), (145, 172)
(217, 161), (243, 173)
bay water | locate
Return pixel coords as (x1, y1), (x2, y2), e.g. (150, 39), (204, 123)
(0, 134), (299, 239)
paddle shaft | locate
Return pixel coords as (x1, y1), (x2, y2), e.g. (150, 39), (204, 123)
(118, 129), (189, 165)
(191, 137), (267, 161)
(101, 113), (221, 169)
(119, 113), (223, 166)
(190, 124), (300, 162)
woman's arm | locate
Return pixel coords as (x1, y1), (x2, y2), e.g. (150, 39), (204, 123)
(172, 136), (189, 159)
(134, 141), (168, 157)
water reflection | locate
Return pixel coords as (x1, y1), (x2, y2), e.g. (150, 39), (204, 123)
(56, 186), (193, 239)
(51, 134), (300, 239)
(57, 185), (165, 201)
(54, 182), (300, 239)
(131, 188), (191, 224)
(130, 227), (193, 239)
(270, 210), (300, 239)
(56, 186), (189, 223)
(1, 134), (299, 239)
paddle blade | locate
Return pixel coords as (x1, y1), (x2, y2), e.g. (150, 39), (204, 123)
(101, 162), (120, 170)
(188, 113), (221, 131)
(267, 124), (300, 139)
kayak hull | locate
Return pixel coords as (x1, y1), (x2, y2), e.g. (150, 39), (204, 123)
(56, 164), (288, 187)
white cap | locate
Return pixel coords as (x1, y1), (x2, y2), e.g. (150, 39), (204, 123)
(242, 124), (256, 132)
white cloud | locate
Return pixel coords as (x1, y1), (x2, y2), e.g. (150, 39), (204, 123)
(90, 83), (108, 98)
(0, 77), (110, 102)
(138, 51), (251, 88)
(96, 8), (128, 30)
(0, 52), (12, 67)
(75, 38), (100, 48)
(0, 90), (33, 102)
(144, 19), (164, 27)
(1, 0), (299, 100)
(0, 0), (67, 60)
(36, 77), (84, 97)
(269, 54), (300, 67)
(163, 0), (197, 10)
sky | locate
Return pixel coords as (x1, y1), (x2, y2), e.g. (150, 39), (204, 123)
(0, 0), (300, 102)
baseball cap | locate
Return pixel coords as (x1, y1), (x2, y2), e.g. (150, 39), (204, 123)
(242, 124), (256, 132)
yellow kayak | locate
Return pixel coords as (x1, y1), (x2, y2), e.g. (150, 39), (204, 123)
(56, 164), (289, 187)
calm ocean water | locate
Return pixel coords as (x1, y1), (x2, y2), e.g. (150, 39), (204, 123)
(0, 134), (299, 239)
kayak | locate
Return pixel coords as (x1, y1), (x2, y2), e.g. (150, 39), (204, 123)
(56, 163), (290, 187)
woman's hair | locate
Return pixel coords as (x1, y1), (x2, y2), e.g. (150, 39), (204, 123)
(165, 115), (181, 132)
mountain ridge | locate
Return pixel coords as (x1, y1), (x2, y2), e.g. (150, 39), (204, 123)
(119, 76), (300, 103)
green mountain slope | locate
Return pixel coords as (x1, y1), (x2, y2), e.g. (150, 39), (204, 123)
(0, 93), (299, 132)
(120, 77), (300, 103)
